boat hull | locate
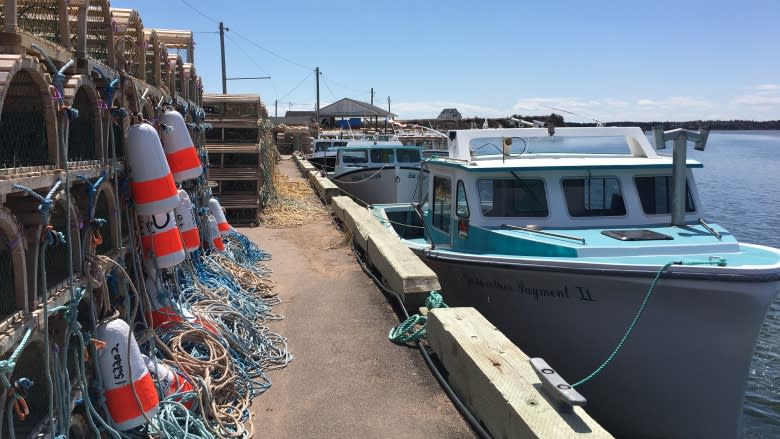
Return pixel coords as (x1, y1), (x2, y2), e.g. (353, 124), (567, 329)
(418, 252), (778, 439)
(332, 166), (421, 205)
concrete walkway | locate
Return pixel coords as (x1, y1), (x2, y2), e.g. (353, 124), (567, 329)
(241, 157), (474, 438)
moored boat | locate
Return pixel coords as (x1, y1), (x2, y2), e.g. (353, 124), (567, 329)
(330, 140), (424, 205)
(371, 126), (780, 438)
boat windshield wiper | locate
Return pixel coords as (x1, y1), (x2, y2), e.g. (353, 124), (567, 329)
(698, 217), (722, 240)
(501, 224), (586, 245)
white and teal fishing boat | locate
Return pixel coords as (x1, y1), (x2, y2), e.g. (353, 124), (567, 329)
(371, 126), (780, 438)
(330, 140), (424, 205)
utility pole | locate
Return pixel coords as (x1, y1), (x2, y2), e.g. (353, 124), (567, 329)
(315, 67), (321, 137)
(387, 96), (391, 113)
(370, 87), (374, 105)
(219, 22), (228, 94)
(275, 99), (278, 118)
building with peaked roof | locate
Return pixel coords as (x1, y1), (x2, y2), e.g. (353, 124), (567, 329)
(318, 98), (397, 119)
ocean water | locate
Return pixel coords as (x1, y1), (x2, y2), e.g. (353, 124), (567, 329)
(688, 131), (780, 438)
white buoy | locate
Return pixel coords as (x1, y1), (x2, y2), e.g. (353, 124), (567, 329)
(126, 123), (180, 215)
(95, 319), (159, 430)
(175, 190), (200, 253)
(208, 198), (231, 235)
(139, 211), (185, 269)
(142, 355), (194, 407)
(159, 109), (203, 182)
(206, 214), (225, 252)
(143, 269), (179, 329)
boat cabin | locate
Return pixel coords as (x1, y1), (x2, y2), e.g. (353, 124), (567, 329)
(388, 127), (706, 246)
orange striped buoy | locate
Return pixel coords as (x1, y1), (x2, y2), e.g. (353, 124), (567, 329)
(143, 355), (194, 408)
(175, 190), (200, 253)
(96, 319), (159, 430)
(139, 211), (185, 269)
(143, 269), (180, 329)
(208, 198), (231, 235)
(206, 215), (225, 252)
(127, 123), (180, 216)
(159, 109), (203, 183)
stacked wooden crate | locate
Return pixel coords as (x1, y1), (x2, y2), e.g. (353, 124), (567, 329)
(203, 93), (267, 226)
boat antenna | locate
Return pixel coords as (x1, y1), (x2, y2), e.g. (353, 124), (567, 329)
(542, 105), (605, 127)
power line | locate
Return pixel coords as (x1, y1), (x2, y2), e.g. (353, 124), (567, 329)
(321, 76), (339, 100)
(180, 0), (219, 24)
(180, 0), (309, 71)
(279, 70), (315, 102)
(229, 30), (311, 71)
(225, 33), (280, 99)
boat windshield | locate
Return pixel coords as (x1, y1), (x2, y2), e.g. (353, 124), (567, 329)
(397, 149), (421, 163)
(470, 136), (634, 156)
(315, 141), (347, 152)
(341, 149), (368, 164)
(370, 149), (395, 164)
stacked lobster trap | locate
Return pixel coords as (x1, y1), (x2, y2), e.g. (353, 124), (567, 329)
(0, 2), (287, 438)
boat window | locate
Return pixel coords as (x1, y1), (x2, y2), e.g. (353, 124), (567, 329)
(370, 148), (395, 164)
(433, 176), (452, 233)
(456, 180), (470, 219)
(341, 149), (368, 164)
(477, 178), (548, 217)
(635, 176), (696, 214)
(315, 141), (332, 152)
(396, 149), (421, 163)
(563, 177), (626, 217)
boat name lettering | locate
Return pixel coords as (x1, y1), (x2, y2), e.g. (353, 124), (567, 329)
(463, 275), (596, 302)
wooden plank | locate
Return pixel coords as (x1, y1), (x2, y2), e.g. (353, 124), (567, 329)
(426, 308), (613, 439)
(307, 170), (339, 204)
(332, 195), (439, 306)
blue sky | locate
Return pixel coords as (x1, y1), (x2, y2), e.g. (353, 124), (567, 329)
(126, 0), (779, 122)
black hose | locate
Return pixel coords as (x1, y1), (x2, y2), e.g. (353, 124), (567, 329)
(353, 243), (492, 439)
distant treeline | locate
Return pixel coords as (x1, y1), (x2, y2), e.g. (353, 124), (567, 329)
(401, 115), (780, 131)
(564, 120), (780, 131)
(514, 114), (780, 130)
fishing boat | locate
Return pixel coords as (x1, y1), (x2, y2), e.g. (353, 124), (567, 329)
(308, 138), (349, 172)
(329, 140), (424, 205)
(371, 126), (780, 438)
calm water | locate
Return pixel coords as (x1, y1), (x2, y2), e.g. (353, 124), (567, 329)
(687, 131), (780, 438)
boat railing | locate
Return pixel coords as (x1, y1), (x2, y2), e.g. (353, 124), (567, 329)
(500, 224), (587, 245)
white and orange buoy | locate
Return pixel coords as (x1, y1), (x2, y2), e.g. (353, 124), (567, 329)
(143, 270), (179, 329)
(208, 198), (231, 235)
(159, 109), (203, 183)
(139, 211), (185, 269)
(96, 319), (159, 430)
(126, 123), (180, 216)
(175, 190), (200, 253)
(144, 270), (219, 333)
(206, 215), (225, 252)
(142, 355), (194, 408)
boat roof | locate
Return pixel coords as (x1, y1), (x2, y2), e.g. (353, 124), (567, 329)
(434, 126), (702, 171)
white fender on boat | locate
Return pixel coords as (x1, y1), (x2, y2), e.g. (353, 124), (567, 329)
(139, 211), (185, 269)
(159, 109), (203, 182)
(95, 318), (159, 430)
(175, 190), (200, 253)
(126, 123), (180, 215)
(208, 198), (231, 235)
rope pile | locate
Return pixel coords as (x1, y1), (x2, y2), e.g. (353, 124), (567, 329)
(258, 173), (326, 228)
